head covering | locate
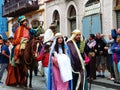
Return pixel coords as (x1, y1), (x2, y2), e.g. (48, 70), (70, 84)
(71, 29), (81, 34)
(55, 32), (62, 38)
(44, 29), (54, 43)
(68, 29), (83, 41)
(51, 32), (66, 54)
(68, 29), (85, 53)
(18, 15), (27, 23)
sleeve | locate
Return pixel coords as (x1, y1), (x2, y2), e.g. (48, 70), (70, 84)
(115, 46), (120, 54)
(52, 56), (58, 68)
(36, 52), (44, 61)
(111, 29), (117, 41)
(111, 43), (116, 52)
(1, 45), (6, 52)
(13, 27), (22, 45)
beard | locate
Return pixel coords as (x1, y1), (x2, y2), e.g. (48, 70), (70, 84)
(75, 38), (80, 42)
(22, 23), (27, 27)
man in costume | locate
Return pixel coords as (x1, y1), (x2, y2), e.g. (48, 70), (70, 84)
(6, 15), (36, 86)
(12, 15), (30, 61)
(13, 15), (37, 61)
(67, 29), (88, 90)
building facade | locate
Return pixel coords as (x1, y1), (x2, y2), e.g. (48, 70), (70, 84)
(0, 0), (8, 39)
(2, 0), (46, 37)
(45, 0), (120, 39)
(3, 0), (120, 39)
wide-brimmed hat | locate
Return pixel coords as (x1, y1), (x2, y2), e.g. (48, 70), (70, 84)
(18, 15), (27, 23)
(43, 29), (54, 43)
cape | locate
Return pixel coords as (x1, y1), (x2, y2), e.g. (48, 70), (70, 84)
(67, 40), (86, 90)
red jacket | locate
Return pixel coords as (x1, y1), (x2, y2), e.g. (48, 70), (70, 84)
(36, 52), (49, 67)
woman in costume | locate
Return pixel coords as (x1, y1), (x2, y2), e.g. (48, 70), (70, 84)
(47, 33), (72, 90)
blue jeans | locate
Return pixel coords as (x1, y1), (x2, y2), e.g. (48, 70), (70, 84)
(0, 64), (8, 81)
(43, 67), (48, 86)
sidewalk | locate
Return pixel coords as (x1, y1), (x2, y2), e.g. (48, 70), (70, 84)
(91, 70), (120, 90)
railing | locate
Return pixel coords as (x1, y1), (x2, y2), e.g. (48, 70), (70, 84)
(2, 0), (39, 17)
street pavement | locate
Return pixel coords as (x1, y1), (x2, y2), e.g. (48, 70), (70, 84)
(0, 70), (120, 90)
(0, 70), (46, 90)
(91, 84), (118, 90)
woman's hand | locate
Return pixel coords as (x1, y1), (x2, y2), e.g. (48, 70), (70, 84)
(52, 56), (59, 68)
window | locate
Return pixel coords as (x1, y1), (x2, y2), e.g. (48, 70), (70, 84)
(68, 5), (76, 32)
(85, 0), (99, 7)
(53, 10), (60, 32)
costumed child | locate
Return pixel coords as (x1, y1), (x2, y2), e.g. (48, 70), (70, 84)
(36, 44), (50, 87)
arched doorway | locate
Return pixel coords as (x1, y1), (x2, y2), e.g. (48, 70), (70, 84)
(53, 10), (60, 33)
(68, 5), (76, 33)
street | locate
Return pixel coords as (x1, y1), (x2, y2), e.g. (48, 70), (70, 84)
(0, 70), (46, 90)
(91, 84), (118, 90)
(0, 70), (119, 90)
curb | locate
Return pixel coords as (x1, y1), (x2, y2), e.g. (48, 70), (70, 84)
(91, 78), (120, 90)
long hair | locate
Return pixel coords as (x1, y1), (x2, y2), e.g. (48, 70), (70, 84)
(54, 37), (65, 54)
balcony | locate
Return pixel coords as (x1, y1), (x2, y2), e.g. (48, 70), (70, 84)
(2, 0), (39, 17)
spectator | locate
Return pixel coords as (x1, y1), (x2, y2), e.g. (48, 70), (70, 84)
(104, 35), (115, 80)
(36, 44), (50, 86)
(111, 28), (120, 41)
(111, 36), (120, 84)
(37, 34), (45, 76)
(95, 33), (106, 78)
(86, 34), (96, 80)
(0, 39), (10, 84)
